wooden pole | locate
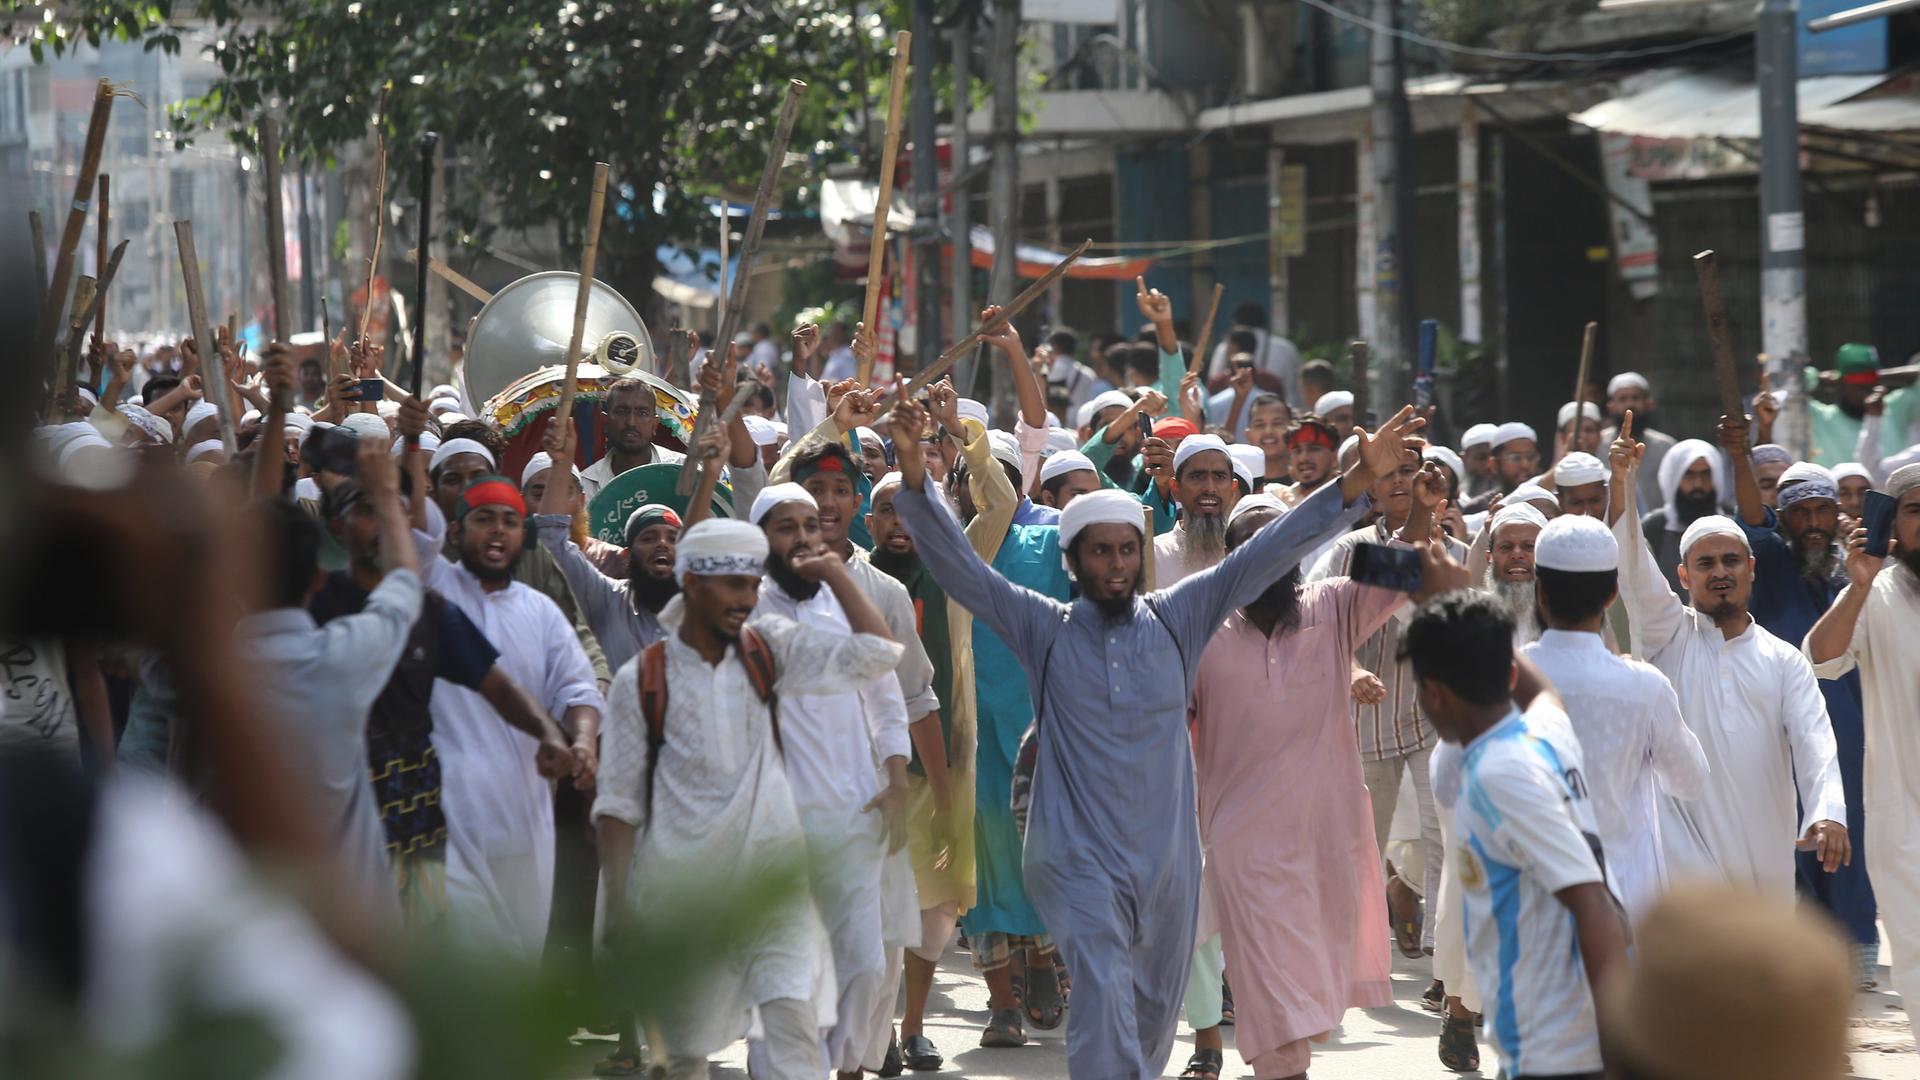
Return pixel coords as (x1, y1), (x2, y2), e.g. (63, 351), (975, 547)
(175, 221), (239, 455)
(717, 199), (729, 347)
(858, 29), (912, 386)
(1186, 282), (1226, 377)
(28, 211), (49, 303)
(1692, 250), (1744, 420)
(408, 131), (439, 403)
(1569, 320), (1597, 451)
(1141, 503), (1157, 587)
(94, 174), (109, 346)
(34, 78), (115, 382)
(360, 136), (388, 342)
(61, 240), (129, 399)
(1348, 340), (1370, 425)
(555, 162), (611, 432)
(404, 248), (493, 303)
(260, 117), (291, 342)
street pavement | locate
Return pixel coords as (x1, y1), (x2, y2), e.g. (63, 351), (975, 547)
(563, 936), (1918, 1079)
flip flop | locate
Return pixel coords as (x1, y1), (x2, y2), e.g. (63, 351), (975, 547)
(1387, 871), (1424, 959)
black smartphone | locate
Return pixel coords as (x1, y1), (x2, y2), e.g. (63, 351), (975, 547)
(306, 425), (359, 476)
(1136, 409), (1155, 444)
(1862, 490), (1896, 558)
(1348, 541), (1423, 593)
(352, 377), (385, 403)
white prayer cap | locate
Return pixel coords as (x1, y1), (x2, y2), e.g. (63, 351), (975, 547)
(428, 436), (496, 473)
(1553, 452), (1608, 488)
(1313, 390), (1354, 416)
(1042, 428), (1079, 456)
(1461, 423), (1500, 451)
(1044, 411), (1063, 429)
(341, 413), (390, 440)
(77, 387), (98, 408)
(854, 425), (882, 450)
(1337, 433), (1361, 465)
(1058, 488), (1144, 552)
(1039, 450), (1097, 487)
(376, 399), (400, 419)
(1778, 461), (1832, 489)
(1491, 501), (1549, 537)
(393, 431), (441, 457)
(1557, 401), (1602, 429)
(1172, 433), (1233, 477)
(1680, 514), (1750, 557)
(749, 481), (817, 525)
(54, 427), (113, 467)
(987, 430), (1021, 471)
(1535, 513), (1619, 573)
(184, 401), (219, 435)
(870, 471), (904, 504)
(1228, 444), (1265, 488)
(116, 403), (173, 445)
(185, 439), (225, 463)
(241, 409), (262, 426)
(428, 397), (463, 417)
(1831, 462), (1872, 485)
(742, 414), (782, 447)
(1889, 463), (1920, 501)
(1077, 389), (1134, 430)
(1492, 421), (1537, 448)
(1607, 372), (1651, 396)
(1750, 443), (1794, 468)
(1506, 481), (1559, 511)
(519, 451), (581, 489)
(437, 411), (471, 426)
(1227, 491), (1288, 527)
(427, 383), (460, 402)
(956, 398), (990, 429)
(283, 412), (314, 434)
(1423, 445), (1465, 485)
(673, 518), (768, 578)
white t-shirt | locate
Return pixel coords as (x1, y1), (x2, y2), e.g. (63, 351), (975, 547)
(0, 637), (78, 758)
(1454, 701), (1609, 1078)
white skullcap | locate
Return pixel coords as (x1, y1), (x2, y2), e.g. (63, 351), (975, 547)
(1227, 491), (1288, 527)
(1172, 433), (1233, 478)
(77, 387), (98, 407)
(341, 413), (390, 440)
(392, 431), (441, 457)
(673, 518), (768, 578)
(870, 471), (904, 503)
(1553, 452), (1608, 488)
(742, 415), (782, 447)
(428, 383), (460, 402)
(1058, 488), (1145, 554)
(428, 437), (496, 473)
(184, 401), (219, 435)
(240, 409), (262, 426)
(1077, 389), (1134, 430)
(1607, 372), (1650, 396)
(1749, 444), (1794, 468)
(749, 481), (817, 525)
(1228, 444), (1265, 488)
(1337, 433), (1361, 463)
(986, 430), (1021, 472)
(1506, 482), (1559, 511)
(185, 439), (225, 463)
(1039, 450), (1097, 487)
(116, 403), (173, 445)
(1313, 390), (1354, 416)
(854, 425), (882, 451)
(1888, 463), (1920, 500)
(1423, 445), (1465, 484)
(1491, 501), (1549, 536)
(519, 451), (581, 489)
(1831, 462), (1872, 485)
(956, 398), (990, 429)
(1461, 422), (1500, 450)
(375, 399), (400, 419)
(54, 427), (113, 468)
(437, 411), (471, 426)
(1044, 411), (1063, 429)
(1043, 428), (1079, 456)
(1778, 461), (1832, 489)
(1535, 513), (1619, 573)
(427, 397), (463, 416)
(283, 412), (314, 434)
(1492, 421), (1537, 448)
(1557, 401), (1602, 429)
(1680, 514), (1750, 557)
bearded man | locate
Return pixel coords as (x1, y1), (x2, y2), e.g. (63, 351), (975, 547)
(1483, 502), (1547, 645)
(1640, 438), (1730, 597)
(1154, 433), (1243, 586)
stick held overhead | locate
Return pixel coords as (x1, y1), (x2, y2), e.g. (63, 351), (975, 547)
(859, 29), (912, 387)
(35, 78), (114, 388)
(1186, 282), (1225, 377)
(556, 161), (611, 432)
(261, 118), (291, 342)
(175, 221), (238, 455)
(1692, 249), (1744, 420)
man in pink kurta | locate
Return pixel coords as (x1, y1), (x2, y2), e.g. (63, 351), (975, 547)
(1190, 494), (1403, 1078)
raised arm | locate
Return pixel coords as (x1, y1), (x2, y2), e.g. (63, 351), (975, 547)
(1718, 412), (1767, 527)
(1606, 412), (1685, 655)
(1806, 526), (1881, 670)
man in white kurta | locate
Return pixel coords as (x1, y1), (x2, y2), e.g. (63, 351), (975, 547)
(1153, 434), (1243, 588)
(1608, 449), (1846, 900)
(414, 489), (605, 960)
(1805, 462), (1920, 1033)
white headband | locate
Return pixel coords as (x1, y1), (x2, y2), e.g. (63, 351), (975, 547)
(673, 518), (768, 578)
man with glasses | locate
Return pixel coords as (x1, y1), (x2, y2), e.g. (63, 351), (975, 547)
(580, 377), (687, 503)
(1462, 423), (1542, 515)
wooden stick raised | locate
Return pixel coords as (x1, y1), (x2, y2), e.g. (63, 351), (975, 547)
(261, 118), (291, 342)
(1186, 282), (1225, 377)
(555, 161), (611, 432)
(1348, 340), (1370, 425)
(1141, 503), (1157, 586)
(360, 135), (388, 342)
(1693, 250), (1744, 420)
(858, 30), (912, 386)
(404, 248), (493, 303)
(62, 240), (129, 397)
(95, 174), (109, 346)
(175, 221), (238, 454)
(1569, 320), (1597, 452)
(34, 78), (114, 384)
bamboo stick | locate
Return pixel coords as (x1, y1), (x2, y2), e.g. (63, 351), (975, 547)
(858, 30), (912, 386)
(1693, 250), (1744, 420)
(34, 78), (115, 387)
(1185, 282), (1225, 377)
(175, 221), (239, 454)
(260, 118), (291, 341)
(555, 162), (611, 434)
(1569, 320), (1597, 452)
(94, 174), (109, 345)
(61, 240), (129, 399)
(360, 134), (388, 342)
(404, 248), (492, 303)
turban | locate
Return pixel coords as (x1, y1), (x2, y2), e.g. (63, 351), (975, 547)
(1039, 450), (1097, 487)
(1152, 416), (1197, 443)
(429, 437), (496, 473)
(956, 398), (990, 429)
(1077, 389), (1135, 430)
(674, 518), (768, 578)
(1658, 439), (1728, 527)
(1888, 463), (1920, 501)
(1607, 372), (1650, 396)
(1059, 488), (1144, 553)
(184, 401), (219, 435)
(624, 503), (683, 544)
(1749, 444), (1794, 468)
(742, 415), (785, 447)
(1228, 444), (1264, 488)
(1553, 452), (1608, 488)
(341, 413), (389, 440)
(454, 475), (526, 519)
(1287, 420), (1338, 450)
(1506, 482), (1559, 511)
(1831, 462), (1872, 485)
(116, 403), (173, 445)
(1776, 462), (1838, 510)
(1460, 422), (1500, 450)
(1423, 445), (1466, 485)
(1491, 501), (1550, 537)
(1535, 514), (1619, 572)
(1492, 421), (1537, 449)
(986, 431), (1021, 471)
(1171, 433), (1232, 477)
(1313, 390), (1354, 416)
(185, 439), (225, 463)
(392, 431), (441, 457)
(519, 451), (581, 489)
(1227, 492), (1288, 527)
(1680, 514), (1750, 557)
(1557, 401), (1602, 429)
(749, 482), (816, 525)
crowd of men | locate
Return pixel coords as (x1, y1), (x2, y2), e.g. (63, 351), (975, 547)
(12, 275), (1920, 1080)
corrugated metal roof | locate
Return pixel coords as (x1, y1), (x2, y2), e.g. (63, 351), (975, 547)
(1570, 68), (1909, 138)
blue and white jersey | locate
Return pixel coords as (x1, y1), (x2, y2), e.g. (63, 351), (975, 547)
(1455, 701), (1611, 1078)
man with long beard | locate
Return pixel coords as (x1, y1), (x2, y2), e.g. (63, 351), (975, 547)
(886, 394), (1422, 1079)
(1154, 433), (1243, 586)
(1483, 502), (1547, 645)
(1722, 421), (1879, 986)
(1640, 438), (1729, 597)
(1807, 462), (1920, 1037)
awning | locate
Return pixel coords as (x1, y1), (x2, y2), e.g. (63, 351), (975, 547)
(948, 227), (1152, 281)
(819, 177), (916, 249)
(1570, 68), (1910, 139)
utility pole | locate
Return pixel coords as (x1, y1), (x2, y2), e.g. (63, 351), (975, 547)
(1757, 0), (1809, 458)
(1368, 0), (1416, 412)
(950, 9), (977, 397)
(911, 0), (941, 370)
(987, 0), (1021, 424)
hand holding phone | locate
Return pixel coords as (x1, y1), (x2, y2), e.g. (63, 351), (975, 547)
(353, 377), (386, 403)
(1348, 541), (1424, 593)
(1862, 490), (1896, 558)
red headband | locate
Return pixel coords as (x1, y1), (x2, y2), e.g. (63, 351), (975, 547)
(1287, 423), (1338, 450)
(1841, 370), (1880, 386)
(457, 477), (527, 518)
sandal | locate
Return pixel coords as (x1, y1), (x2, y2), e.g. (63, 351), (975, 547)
(1420, 979), (1446, 1014)
(980, 1007), (1026, 1048)
(1438, 1014), (1480, 1073)
(1179, 1047), (1223, 1080)
(1023, 959), (1066, 1030)
(592, 1049), (644, 1076)
(1219, 977), (1234, 1026)
(1387, 868), (1424, 959)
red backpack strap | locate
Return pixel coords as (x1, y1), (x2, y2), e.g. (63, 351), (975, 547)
(737, 625), (781, 753)
(639, 642), (668, 823)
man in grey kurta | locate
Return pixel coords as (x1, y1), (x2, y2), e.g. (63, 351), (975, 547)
(893, 443), (1378, 1077)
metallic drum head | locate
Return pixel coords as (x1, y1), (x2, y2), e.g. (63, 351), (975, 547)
(464, 271), (653, 407)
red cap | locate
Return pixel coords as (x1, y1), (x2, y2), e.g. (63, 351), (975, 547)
(1152, 416), (1198, 442)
